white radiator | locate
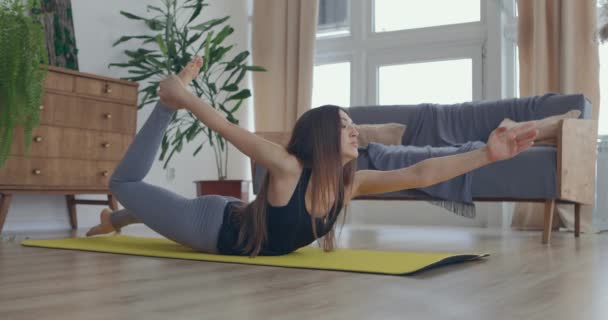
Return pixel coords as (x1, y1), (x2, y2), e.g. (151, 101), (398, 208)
(593, 136), (608, 231)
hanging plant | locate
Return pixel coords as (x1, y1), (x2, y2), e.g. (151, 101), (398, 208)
(110, 0), (265, 180)
(600, 0), (608, 42)
(0, 0), (48, 168)
(39, 0), (79, 70)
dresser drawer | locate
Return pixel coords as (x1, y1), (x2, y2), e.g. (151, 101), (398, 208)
(75, 76), (137, 104)
(85, 98), (137, 134)
(0, 157), (118, 188)
(10, 126), (131, 161)
(40, 93), (136, 134)
(43, 70), (74, 92)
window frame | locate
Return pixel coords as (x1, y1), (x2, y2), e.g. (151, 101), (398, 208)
(314, 0), (517, 107)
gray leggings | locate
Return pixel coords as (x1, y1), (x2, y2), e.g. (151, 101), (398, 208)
(108, 102), (237, 254)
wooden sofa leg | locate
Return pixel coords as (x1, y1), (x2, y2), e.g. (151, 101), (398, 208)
(542, 200), (556, 244)
(574, 203), (581, 237)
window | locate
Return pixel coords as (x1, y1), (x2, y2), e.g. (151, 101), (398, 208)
(374, 0), (481, 33)
(314, 0), (493, 108)
(378, 59), (473, 105)
(312, 62), (351, 108)
(317, 0), (350, 38)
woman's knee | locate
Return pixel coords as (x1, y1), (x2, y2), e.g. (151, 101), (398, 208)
(108, 177), (126, 196)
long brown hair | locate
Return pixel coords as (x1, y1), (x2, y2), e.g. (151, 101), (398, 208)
(234, 105), (357, 257)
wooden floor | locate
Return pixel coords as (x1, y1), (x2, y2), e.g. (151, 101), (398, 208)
(1, 225), (607, 320)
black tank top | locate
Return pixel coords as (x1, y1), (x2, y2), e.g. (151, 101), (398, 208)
(216, 167), (343, 256)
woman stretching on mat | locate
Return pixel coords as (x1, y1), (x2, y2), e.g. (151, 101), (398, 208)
(87, 56), (539, 257)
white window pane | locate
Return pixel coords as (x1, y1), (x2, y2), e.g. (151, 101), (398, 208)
(317, 0), (350, 38)
(312, 62), (350, 108)
(379, 59), (473, 105)
(374, 0), (480, 33)
(599, 43), (608, 135)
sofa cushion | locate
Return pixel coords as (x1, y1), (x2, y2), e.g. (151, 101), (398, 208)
(356, 123), (406, 148)
(347, 93), (589, 147)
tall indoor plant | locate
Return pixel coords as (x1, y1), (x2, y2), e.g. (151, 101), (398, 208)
(0, 0), (48, 168)
(110, 0), (265, 180)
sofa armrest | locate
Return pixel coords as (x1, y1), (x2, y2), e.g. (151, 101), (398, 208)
(557, 119), (598, 204)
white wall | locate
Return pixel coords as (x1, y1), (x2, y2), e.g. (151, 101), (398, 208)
(3, 0), (252, 232)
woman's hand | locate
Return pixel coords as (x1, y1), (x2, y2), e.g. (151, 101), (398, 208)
(485, 122), (539, 162)
(157, 56), (204, 110)
(158, 75), (191, 110)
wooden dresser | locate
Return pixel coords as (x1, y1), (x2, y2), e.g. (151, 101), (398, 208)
(0, 66), (138, 232)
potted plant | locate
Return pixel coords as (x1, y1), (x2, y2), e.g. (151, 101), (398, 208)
(0, 0), (48, 168)
(109, 0), (265, 199)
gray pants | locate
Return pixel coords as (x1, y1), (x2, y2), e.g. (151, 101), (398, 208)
(108, 102), (235, 254)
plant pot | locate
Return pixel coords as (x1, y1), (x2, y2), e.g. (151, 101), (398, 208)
(194, 179), (249, 202)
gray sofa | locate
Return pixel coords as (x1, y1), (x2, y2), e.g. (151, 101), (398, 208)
(253, 93), (598, 244)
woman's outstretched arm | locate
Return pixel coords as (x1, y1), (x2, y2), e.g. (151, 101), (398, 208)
(158, 72), (296, 175)
(352, 122), (539, 197)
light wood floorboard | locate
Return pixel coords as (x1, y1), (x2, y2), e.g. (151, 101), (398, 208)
(1, 225), (607, 320)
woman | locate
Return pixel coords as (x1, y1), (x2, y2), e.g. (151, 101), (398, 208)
(87, 56), (539, 257)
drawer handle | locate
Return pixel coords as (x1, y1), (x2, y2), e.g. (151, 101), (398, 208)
(102, 142), (111, 148)
(103, 113), (112, 119)
(32, 169), (42, 175)
(39, 105), (44, 111)
(101, 170), (109, 177)
(104, 83), (113, 94)
(33, 136), (43, 143)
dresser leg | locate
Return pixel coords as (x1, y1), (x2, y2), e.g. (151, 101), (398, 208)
(108, 194), (118, 211)
(574, 203), (581, 237)
(0, 193), (13, 234)
(65, 195), (78, 229)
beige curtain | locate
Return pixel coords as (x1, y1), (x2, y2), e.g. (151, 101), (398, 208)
(251, 0), (319, 132)
(512, 0), (600, 232)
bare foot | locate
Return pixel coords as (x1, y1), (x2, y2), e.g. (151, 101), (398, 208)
(499, 110), (581, 143)
(177, 56), (203, 85)
(157, 57), (204, 110)
(86, 208), (117, 237)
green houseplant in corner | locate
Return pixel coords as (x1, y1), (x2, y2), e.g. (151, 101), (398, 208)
(0, 0), (48, 168)
(109, 0), (265, 190)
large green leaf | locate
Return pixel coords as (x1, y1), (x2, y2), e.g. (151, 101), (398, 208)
(187, 1), (207, 23)
(230, 51), (249, 65)
(147, 5), (165, 14)
(208, 83), (217, 95)
(227, 89), (250, 101)
(112, 35), (154, 47)
(120, 11), (145, 20)
(234, 68), (247, 84)
(212, 25), (233, 45)
(202, 31), (213, 70)
(108, 62), (133, 68)
(221, 83), (238, 92)
(190, 16), (229, 33)
(187, 32), (203, 46)
(124, 69), (163, 82)
(145, 19), (165, 31)
(244, 65), (267, 72)
(155, 34), (168, 56)
(229, 99), (243, 113)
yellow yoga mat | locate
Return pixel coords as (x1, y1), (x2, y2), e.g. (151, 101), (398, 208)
(21, 235), (488, 275)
